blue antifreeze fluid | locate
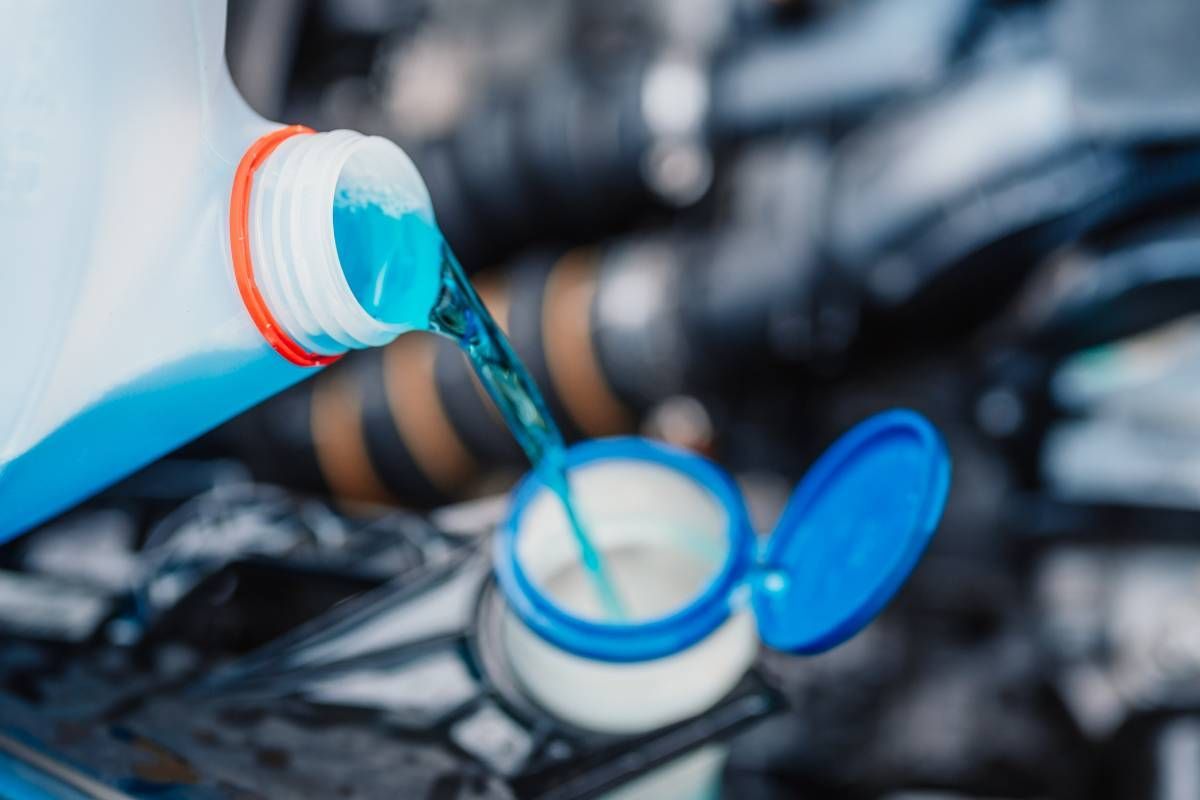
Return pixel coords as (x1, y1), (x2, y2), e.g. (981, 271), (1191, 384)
(333, 185), (444, 327)
(333, 185), (627, 619)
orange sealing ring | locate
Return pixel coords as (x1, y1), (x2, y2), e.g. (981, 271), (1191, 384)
(230, 125), (342, 367)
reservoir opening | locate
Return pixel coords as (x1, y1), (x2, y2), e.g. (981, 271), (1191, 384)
(497, 438), (761, 732)
(515, 459), (730, 622)
(496, 437), (757, 663)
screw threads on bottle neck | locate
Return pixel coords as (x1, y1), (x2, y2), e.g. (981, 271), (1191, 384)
(247, 129), (427, 358)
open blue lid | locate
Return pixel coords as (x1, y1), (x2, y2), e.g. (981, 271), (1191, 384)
(752, 409), (951, 653)
(494, 411), (950, 664)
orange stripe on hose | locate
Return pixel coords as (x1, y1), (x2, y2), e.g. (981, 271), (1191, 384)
(311, 372), (396, 505)
(475, 275), (511, 335)
(543, 249), (635, 437)
(383, 334), (479, 494)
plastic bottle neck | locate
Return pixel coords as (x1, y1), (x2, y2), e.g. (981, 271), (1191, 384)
(246, 129), (434, 358)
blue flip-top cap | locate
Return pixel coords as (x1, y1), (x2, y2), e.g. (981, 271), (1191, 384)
(752, 409), (951, 654)
(495, 411), (950, 664)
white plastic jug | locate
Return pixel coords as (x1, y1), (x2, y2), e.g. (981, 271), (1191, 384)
(0, 2), (436, 539)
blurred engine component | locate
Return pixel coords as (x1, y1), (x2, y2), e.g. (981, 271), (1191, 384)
(829, 59), (1200, 337)
(1058, 0), (1200, 141)
(381, 0), (982, 266)
(0, 488), (783, 799)
(976, 211), (1200, 492)
(710, 0), (982, 141)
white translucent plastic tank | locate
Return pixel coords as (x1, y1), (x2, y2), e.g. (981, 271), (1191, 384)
(501, 458), (758, 800)
(0, 2), (433, 539)
(496, 419), (951, 799)
(502, 459), (759, 734)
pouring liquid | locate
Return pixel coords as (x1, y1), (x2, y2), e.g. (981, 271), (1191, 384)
(333, 191), (627, 620)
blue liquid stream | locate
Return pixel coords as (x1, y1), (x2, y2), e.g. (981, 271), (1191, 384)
(334, 192), (627, 620)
